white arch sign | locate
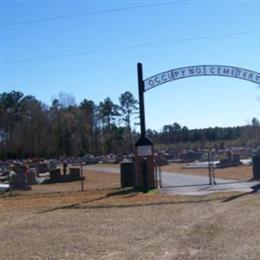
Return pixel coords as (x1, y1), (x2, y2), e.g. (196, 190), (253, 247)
(144, 65), (260, 91)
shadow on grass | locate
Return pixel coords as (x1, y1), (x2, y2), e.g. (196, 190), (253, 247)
(161, 180), (254, 189)
(38, 184), (260, 213)
(69, 197), (226, 210)
(37, 190), (228, 213)
(37, 187), (140, 214)
(222, 183), (260, 202)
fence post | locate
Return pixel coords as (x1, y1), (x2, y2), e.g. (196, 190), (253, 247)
(80, 162), (84, 192)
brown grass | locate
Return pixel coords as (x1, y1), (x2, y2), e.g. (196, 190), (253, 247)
(0, 166), (259, 259)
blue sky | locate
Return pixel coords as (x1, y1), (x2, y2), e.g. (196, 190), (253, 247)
(1, 0), (260, 131)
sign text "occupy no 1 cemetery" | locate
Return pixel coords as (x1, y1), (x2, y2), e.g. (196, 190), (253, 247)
(144, 65), (260, 91)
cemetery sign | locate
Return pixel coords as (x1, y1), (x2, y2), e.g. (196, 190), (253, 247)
(144, 65), (260, 91)
(137, 63), (260, 137)
(135, 63), (260, 190)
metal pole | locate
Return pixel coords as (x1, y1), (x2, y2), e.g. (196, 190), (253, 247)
(208, 150), (212, 185)
(157, 164), (162, 188)
(80, 162), (84, 192)
(137, 63), (146, 137)
(211, 150), (216, 185)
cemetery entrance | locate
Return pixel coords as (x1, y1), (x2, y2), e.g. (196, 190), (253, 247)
(136, 63), (260, 189)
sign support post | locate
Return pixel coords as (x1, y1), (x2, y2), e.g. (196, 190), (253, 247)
(137, 62), (146, 137)
(135, 63), (156, 191)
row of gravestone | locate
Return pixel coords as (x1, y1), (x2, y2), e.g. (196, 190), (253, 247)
(49, 168), (83, 183)
(9, 167), (83, 190)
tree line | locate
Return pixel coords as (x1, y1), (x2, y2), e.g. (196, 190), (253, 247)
(146, 119), (260, 152)
(0, 91), (138, 158)
(0, 90), (259, 159)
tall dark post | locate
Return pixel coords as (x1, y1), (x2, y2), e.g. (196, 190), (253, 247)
(137, 63), (146, 137)
(135, 63), (156, 191)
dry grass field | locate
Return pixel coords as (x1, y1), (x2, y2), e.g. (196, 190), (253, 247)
(0, 166), (259, 259)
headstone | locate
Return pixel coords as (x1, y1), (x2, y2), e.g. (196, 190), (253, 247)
(49, 169), (62, 183)
(253, 154), (260, 179)
(120, 161), (135, 187)
(68, 168), (81, 181)
(12, 167), (31, 190)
